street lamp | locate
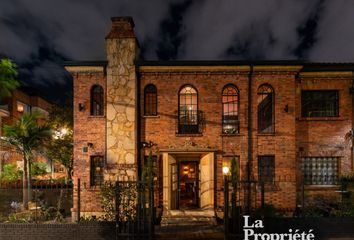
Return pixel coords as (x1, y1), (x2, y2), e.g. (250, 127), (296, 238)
(223, 166), (230, 176)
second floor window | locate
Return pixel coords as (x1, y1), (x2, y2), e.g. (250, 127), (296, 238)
(178, 85), (199, 134)
(144, 84), (157, 116)
(258, 84), (274, 133)
(17, 101), (31, 113)
(222, 84), (239, 134)
(90, 85), (104, 116)
(301, 90), (339, 117)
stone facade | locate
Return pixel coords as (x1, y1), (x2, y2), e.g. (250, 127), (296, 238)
(67, 16), (354, 218)
(105, 17), (138, 181)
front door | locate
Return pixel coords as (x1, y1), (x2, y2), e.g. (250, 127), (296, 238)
(179, 161), (199, 209)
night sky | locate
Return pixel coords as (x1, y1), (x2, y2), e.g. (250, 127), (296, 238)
(1, 0), (354, 105)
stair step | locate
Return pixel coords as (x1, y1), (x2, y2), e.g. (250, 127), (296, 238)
(161, 217), (217, 226)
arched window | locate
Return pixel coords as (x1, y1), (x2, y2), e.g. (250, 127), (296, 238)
(257, 84), (274, 133)
(178, 85), (198, 134)
(90, 85), (104, 116)
(144, 84), (157, 116)
(222, 84), (239, 134)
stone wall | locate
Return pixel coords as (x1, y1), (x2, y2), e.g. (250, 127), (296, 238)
(105, 17), (138, 181)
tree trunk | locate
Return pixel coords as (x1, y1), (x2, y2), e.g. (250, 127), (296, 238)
(27, 158), (32, 201)
(22, 155), (29, 210)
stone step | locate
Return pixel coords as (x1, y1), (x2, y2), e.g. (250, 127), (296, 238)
(160, 216), (217, 226)
(155, 224), (224, 240)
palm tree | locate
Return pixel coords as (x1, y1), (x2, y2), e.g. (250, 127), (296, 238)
(2, 111), (52, 209)
(0, 58), (20, 98)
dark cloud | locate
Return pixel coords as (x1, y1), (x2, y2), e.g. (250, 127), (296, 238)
(0, 0), (354, 103)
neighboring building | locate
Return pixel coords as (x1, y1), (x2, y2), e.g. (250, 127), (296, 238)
(0, 87), (64, 179)
(65, 17), (354, 219)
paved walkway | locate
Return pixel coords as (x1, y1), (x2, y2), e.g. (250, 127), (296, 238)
(155, 224), (224, 240)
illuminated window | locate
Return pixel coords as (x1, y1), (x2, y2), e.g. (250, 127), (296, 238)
(90, 156), (104, 186)
(301, 90), (339, 117)
(257, 84), (274, 133)
(17, 101), (31, 113)
(258, 156), (275, 183)
(178, 85), (199, 134)
(222, 84), (239, 134)
(90, 85), (104, 116)
(144, 84), (157, 116)
(302, 157), (338, 185)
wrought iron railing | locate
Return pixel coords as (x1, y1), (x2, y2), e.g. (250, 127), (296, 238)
(176, 110), (204, 134)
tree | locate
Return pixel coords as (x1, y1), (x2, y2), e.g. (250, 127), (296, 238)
(0, 58), (20, 98)
(46, 105), (73, 180)
(2, 111), (52, 209)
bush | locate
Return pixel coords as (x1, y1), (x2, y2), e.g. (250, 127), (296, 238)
(0, 164), (22, 181)
(31, 162), (48, 177)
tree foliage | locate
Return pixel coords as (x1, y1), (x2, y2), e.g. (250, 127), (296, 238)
(2, 111), (52, 209)
(0, 58), (20, 98)
(46, 105), (73, 179)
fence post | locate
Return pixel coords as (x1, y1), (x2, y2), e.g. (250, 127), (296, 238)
(77, 178), (80, 222)
(224, 176), (229, 240)
(115, 181), (119, 240)
(149, 176), (154, 239)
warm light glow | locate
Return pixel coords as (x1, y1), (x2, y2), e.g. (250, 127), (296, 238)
(60, 128), (68, 135)
(222, 166), (230, 175)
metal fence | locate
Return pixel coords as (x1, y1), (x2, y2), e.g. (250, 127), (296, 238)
(0, 180), (73, 223)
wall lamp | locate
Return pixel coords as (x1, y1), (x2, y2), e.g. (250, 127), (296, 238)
(87, 142), (94, 148)
(140, 141), (156, 148)
(284, 104), (289, 113)
(79, 103), (85, 112)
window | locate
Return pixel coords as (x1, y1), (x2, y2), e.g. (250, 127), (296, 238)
(222, 85), (239, 134)
(90, 156), (104, 186)
(143, 155), (158, 176)
(258, 156), (275, 183)
(301, 90), (339, 117)
(178, 85), (199, 134)
(302, 157), (338, 185)
(144, 84), (157, 116)
(90, 85), (104, 116)
(257, 84), (274, 133)
(17, 101), (31, 113)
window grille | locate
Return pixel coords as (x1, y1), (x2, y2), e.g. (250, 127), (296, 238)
(90, 156), (104, 186)
(302, 157), (338, 185)
(301, 90), (339, 117)
(144, 84), (157, 116)
(258, 156), (275, 183)
(90, 85), (104, 116)
(257, 84), (274, 133)
(222, 85), (239, 134)
(178, 85), (199, 134)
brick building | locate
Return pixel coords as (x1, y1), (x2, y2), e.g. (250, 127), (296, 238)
(0, 87), (64, 179)
(65, 17), (354, 219)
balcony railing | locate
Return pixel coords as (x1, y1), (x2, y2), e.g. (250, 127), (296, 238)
(176, 110), (204, 134)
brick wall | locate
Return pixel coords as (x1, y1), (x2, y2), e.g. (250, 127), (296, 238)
(72, 70), (106, 214)
(139, 67), (300, 210)
(0, 223), (115, 240)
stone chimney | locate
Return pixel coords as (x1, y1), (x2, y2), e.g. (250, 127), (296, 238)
(105, 17), (138, 181)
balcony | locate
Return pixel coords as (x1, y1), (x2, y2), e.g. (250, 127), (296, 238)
(176, 110), (204, 134)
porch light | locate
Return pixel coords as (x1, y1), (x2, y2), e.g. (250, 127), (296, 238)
(222, 166), (230, 176)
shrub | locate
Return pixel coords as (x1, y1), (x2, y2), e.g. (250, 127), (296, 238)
(0, 164), (22, 181)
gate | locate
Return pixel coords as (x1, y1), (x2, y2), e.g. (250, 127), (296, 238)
(224, 178), (258, 240)
(115, 180), (154, 240)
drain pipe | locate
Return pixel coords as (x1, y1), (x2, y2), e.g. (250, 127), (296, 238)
(246, 64), (254, 214)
